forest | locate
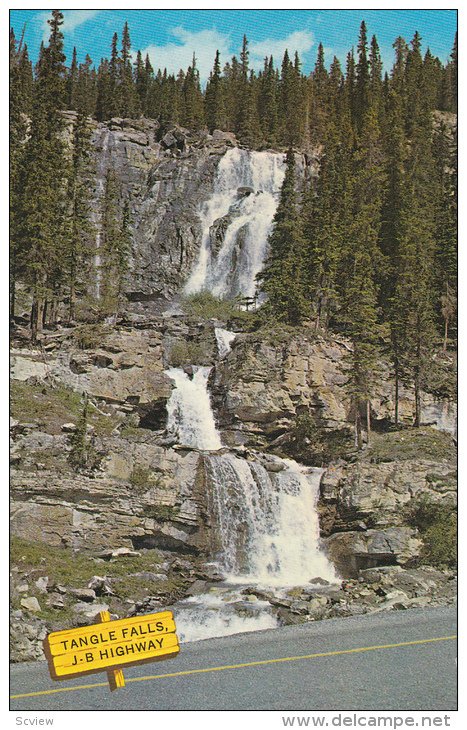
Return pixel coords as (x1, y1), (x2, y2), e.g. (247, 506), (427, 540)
(10, 10), (457, 445)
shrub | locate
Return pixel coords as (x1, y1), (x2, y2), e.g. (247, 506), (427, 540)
(71, 324), (112, 350)
(168, 339), (206, 367)
(182, 292), (240, 320)
(285, 412), (353, 466)
(406, 496), (457, 568)
(129, 466), (152, 491)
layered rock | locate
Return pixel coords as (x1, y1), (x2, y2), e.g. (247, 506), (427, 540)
(210, 329), (456, 447)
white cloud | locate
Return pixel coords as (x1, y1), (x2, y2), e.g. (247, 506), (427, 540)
(249, 30), (315, 69)
(140, 27), (316, 84)
(141, 27), (231, 84)
(41, 10), (100, 43)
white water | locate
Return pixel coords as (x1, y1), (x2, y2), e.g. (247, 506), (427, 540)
(205, 453), (337, 586)
(176, 591), (277, 644)
(214, 327), (237, 358)
(165, 367), (222, 450)
(184, 148), (285, 299)
(93, 129), (112, 299)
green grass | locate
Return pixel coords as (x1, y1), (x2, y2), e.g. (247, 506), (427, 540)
(365, 428), (456, 464)
(10, 380), (122, 436)
(10, 537), (180, 623)
(181, 291), (254, 325)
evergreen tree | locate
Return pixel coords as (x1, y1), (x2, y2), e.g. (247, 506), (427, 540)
(75, 54), (97, 117)
(66, 46), (78, 109)
(205, 50), (226, 132)
(338, 108), (385, 446)
(258, 150), (308, 324)
(355, 21), (370, 131)
(120, 22), (139, 117)
(390, 98), (438, 426)
(99, 169), (131, 315)
(108, 32), (120, 117)
(64, 112), (95, 321)
(433, 122), (457, 350)
(16, 9), (68, 339)
(369, 35), (383, 116)
(10, 37), (33, 316)
(181, 54), (204, 129)
(95, 58), (111, 121)
(258, 56), (279, 146)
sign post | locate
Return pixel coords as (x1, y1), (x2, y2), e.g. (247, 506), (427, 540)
(43, 609), (180, 692)
(99, 610), (126, 691)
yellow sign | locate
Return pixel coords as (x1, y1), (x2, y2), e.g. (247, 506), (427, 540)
(44, 609), (179, 690)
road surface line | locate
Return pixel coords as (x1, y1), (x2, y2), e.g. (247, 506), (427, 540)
(10, 634), (456, 700)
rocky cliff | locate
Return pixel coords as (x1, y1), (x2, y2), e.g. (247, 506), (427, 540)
(78, 116), (315, 303)
(10, 315), (456, 660)
(10, 117), (456, 661)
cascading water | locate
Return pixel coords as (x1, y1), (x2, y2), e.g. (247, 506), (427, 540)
(184, 148), (286, 299)
(93, 128), (113, 298)
(205, 454), (337, 587)
(165, 367), (222, 450)
(165, 356), (338, 642)
(214, 327), (237, 358)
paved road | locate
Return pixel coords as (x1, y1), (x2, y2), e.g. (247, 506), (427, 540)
(10, 605), (457, 711)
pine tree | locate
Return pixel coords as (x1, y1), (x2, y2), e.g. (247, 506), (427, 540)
(237, 70), (262, 147)
(181, 54), (204, 129)
(10, 36), (33, 317)
(95, 58), (111, 121)
(433, 121), (457, 350)
(390, 101), (438, 426)
(120, 22), (139, 117)
(205, 50), (226, 132)
(304, 121), (352, 330)
(355, 21), (370, 131)
(258, 150), (308, 324)
(108, 32), (120, 117)
(369, 35), (383, 117)
(75, 54), (97, 117)
(258, 56), (279, 146)
(16, 9), (68, 339)
(99, 169), (131, 315)
(309, 44), (329, 143)
(338, 107), (385, 446)
(64, 111), (95, 321)
(66, 46), (78, 109)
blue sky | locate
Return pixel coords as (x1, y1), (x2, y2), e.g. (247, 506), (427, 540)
(10, 9), (457, 83)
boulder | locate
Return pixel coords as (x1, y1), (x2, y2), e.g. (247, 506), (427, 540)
(20, 597), (41, 613)
(68, 588), (96, 602)
(324, 527), (423, 578)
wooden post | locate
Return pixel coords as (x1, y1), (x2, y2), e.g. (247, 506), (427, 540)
(99, 610), (126, 691)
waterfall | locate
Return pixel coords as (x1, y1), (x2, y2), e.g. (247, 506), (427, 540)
(205, 453), (337, 586)
(93, 128), (113, 298)
(165, 367), (222, 450)
(166, 354), (337, 642)
(214, 327), (237, 358)
(184, 148), (285, 299)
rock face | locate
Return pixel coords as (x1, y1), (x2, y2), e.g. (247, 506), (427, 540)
(210, 329), (455, 447)
(87, 118), (244, 301)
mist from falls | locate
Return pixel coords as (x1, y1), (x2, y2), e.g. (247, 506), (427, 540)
(184, 147), (286, 299)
